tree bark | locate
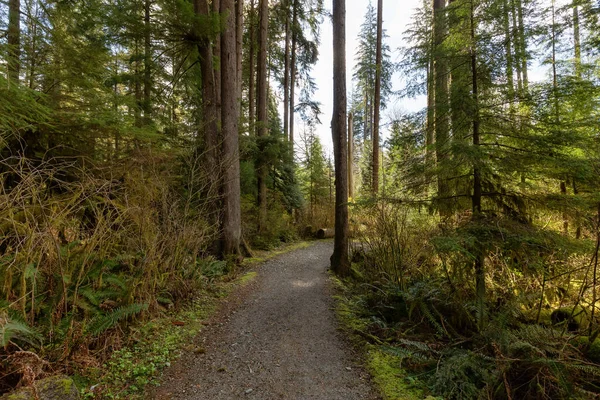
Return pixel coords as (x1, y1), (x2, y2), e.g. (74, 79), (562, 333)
(256, 0), (269, 231)
(236, 0), (244, 115)
(195, 0), (221, 238)
(573, 2), (581, 76)
(348, 112), (354, 199)
(330, 0), (350, 277)
(470, 0), (485, 329)
(221, 0), (242, 255)
(289, 0), (299, 148)
(248, 0), (256, 134)
(502, 0), (515, 101)
(283, 0), (291, 142)
(510, 0), (523, 95)
(212, 0), (222, 118)
(516, 0), (528, 92)
(8, 0), (21, 85)
(426, 31), (434, 197)
(433, 0), (451, 216)
(372, 0), (383, 195)
(143, 0), (152, 125)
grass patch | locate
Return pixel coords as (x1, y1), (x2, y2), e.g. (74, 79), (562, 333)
(243, 241), (312, 266)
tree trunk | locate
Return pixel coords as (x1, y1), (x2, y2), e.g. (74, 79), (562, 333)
(433, 0), (451, 216)
(573, 1), (582, 238)
(248, 0), (256, 135)
(256, 0), (269, 231)
(550, 0), (568, 235)
(289, 0), (299, 148)
(195, 0), (221, 234)
(372, 0), (383, 195)
(8, 0), (21, 85)
(221, 0), (242, 255)
(516, 0), (528, 92)
(470, 0), (485, 329)
(143, 0), (152, 125)
(283, 1), (291, 142)
(134, 37), (142, 129)
(426, 36), (434, 197)
(236, 0), (244, 114)
(502, 0), (515, 101)
(348, 112), (354, 199)
(330, 0), (350, 277)
(212, 0), (222, 118)
(551, 0), (559, 123)
(510, 0), (523, 95)
(573, 2), (581, 76)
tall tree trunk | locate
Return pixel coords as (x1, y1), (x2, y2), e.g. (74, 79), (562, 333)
(289, 0), (299, 148)
(470, 0), (485, 329)
(510, 0), (523, 95)
(26, 0), (37, 90)
(426, 31), (434, 197)
(248, 0), (256, 135)
(573, 2), (581, 77)
(8, 0), (21, 85)
(221, 0), (242, 255)
(348, 112), (354, 198)
(550, 0), (568, 235)
(503, 0), (515, 101)
(134, 37), (142, 129)
(551, 0), (559, 123)
(143, 0), (152, 125)
(433, 0), (451, 216)
(283, 1), (291, 142)
(573, 1), (582, 239)
(195, 0), (220, 232)
(236, 0), (244, 116)
(516, 0), (528, 92)
(212, 0), (222, 118)
(372, 0), (383, 195)
(330, 0), (350, 277)
(256, 0), (269, 231)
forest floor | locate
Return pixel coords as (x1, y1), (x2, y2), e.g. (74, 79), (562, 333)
(150, 241), (378, 400)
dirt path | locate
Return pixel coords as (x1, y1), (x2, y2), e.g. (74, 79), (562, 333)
(152, 241), (378, 400)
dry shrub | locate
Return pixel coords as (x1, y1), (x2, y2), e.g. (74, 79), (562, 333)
(0, 149), (217, 388)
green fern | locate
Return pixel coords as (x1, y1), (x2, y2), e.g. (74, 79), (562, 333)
(0, 316), (42, 348)
(86, 303), (148, 337)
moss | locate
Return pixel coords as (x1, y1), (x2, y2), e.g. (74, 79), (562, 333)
(551, 306), (589, 331)
(571, 336), (600, 363)
(2, 391), (32, 400)
(243, 241), (311, 266)
(237, 272), (257, 285)
(366, 348), (424, 400)
(331, 275), (430, 400)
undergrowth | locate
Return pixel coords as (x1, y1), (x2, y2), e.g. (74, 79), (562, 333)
(336, 201), (600, 400)
(0, 150), (224, 394)
(76, 271), (257, 399)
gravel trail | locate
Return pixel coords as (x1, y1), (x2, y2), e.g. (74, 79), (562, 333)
(152, 241), (378, 400)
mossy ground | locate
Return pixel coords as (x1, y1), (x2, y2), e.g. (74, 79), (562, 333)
(75, 242), (308, 399)
(331, 274), (433, 400)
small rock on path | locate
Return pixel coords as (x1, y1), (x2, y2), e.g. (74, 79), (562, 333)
(152, 241), (378, 400)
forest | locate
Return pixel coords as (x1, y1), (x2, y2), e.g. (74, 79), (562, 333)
(1, 0), (600, 398)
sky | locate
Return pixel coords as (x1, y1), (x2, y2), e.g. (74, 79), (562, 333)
(295, 0), (425, 155)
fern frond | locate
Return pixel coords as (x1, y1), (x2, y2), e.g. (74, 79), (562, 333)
(0, 317), (42, 347)
(86, 303), (148, 337)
